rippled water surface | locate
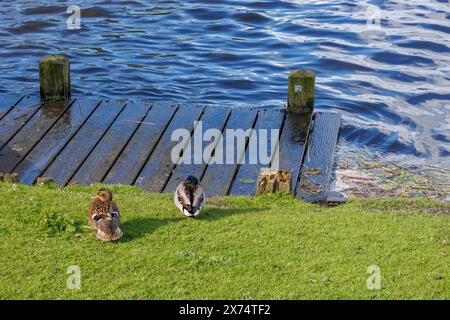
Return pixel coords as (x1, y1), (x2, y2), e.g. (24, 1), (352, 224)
(0, 0), (449, 175)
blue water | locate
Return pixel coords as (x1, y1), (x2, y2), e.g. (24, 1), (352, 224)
(0, 0), (449, 169)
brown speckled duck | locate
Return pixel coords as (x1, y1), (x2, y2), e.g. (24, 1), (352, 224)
(88, 188), (123, 241)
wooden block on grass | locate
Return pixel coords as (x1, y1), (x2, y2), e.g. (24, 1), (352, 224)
(256, 168), (292, 195)
(36, 177), (55, 185)
(3, 173), (19, 183)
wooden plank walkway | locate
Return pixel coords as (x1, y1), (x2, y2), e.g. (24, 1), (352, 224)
(0, 99), (73, 174)
(0, 95), (341, 201)
(0, 95), (22, 120)
(164, 106), (231, 193)
(201, 108), (258, 197)
(229, 109), (284, 196)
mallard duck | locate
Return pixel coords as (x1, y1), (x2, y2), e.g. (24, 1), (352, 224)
(88, 188), (123, 241)
(174, 175), (205, 217)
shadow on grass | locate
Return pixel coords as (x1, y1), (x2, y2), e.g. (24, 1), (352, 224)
(120, 217), (183, 242)
(198, 207), (265, 221)
(120, 206), (264, 241)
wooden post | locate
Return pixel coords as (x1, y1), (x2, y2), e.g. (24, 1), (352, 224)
(256, 169), (292, 195)
(39, 55), (71, 101)
(287, 69), (315, 113)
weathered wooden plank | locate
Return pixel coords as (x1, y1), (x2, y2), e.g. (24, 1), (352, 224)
(103, 102), (178, 185)
(134, 105), (204, 192)
(163, 106), (231, 193)
(0, 95), (22, 120)
(277, 112), (310, 193)
(0, 99), (74, 173)
(0, 95), (42, 150)
(15, 99), (100, 185)
(42, 100), (126, 186)
(201, 108), (258, 197)
(296, 112), (341, 202)
(229, 109), (284, 196)
(69, 102), (151, 185)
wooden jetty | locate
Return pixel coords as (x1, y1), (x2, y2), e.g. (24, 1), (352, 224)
(0, 95), (340, 202)
(0, 56), (342, 202)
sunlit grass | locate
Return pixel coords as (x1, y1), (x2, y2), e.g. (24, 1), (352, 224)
(0, 182), (448, 299)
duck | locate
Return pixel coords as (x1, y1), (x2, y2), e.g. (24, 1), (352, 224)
(174, 175), (205, 217)
(88, 188), (123, 241)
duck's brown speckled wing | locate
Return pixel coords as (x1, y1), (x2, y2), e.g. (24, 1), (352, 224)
(88, 198), (106, 228)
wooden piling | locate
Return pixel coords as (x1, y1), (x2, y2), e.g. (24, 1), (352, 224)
(287, 69), (315, 113)
(39, 55), (71, 101)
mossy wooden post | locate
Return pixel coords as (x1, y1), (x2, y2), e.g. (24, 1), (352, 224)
(39, 55), (71, 101)
(287, 69), (315, 113)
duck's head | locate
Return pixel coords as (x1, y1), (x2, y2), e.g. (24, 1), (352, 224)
(185, 175), (199, 186)
(97, 188), (113, 202)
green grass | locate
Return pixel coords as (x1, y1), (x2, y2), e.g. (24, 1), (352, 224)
(0, 182), (448, 299)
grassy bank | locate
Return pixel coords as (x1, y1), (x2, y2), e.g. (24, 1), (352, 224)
(0, 182), (448, 299)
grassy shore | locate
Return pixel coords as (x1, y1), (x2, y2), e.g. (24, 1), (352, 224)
(0, 182), (448, 299)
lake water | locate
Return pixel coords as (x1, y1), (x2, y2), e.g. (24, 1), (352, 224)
(0, 0), (449, 197)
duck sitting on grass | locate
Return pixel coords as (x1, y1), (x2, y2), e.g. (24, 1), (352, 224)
(174, 175), (205, 217)
(88, 188), (123, 241)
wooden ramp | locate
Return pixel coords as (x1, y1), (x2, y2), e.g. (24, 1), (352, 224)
(0, 95), (340, 202)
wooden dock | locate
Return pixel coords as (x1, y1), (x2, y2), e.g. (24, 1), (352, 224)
(0, 94), (341, 202)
